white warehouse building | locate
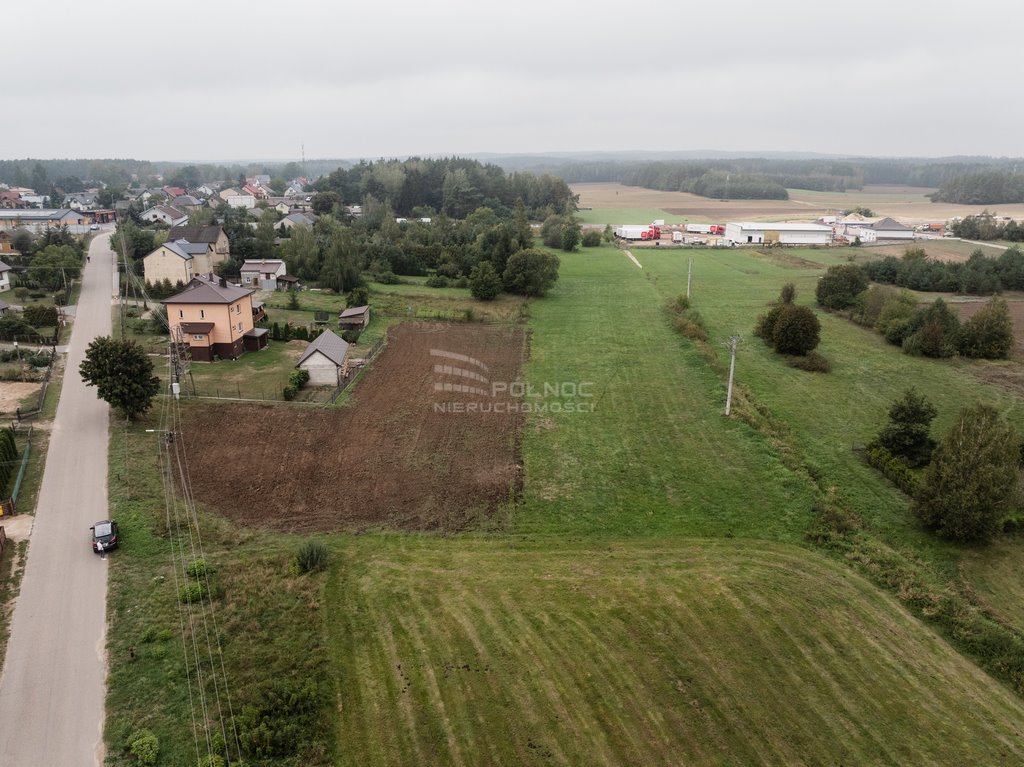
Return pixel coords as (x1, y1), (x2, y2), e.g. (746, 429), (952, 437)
(725, 222), (833, 245)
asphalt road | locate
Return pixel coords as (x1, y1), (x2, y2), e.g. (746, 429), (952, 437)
(0, 232), (115, 765)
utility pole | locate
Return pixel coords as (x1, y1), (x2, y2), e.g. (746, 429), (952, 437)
(686, 257), (693, 300)
(725, 335), (740, 416)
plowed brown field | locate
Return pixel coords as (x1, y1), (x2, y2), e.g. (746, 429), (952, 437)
(181, 322), (527, 532)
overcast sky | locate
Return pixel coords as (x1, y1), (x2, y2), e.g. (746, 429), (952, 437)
(5, 0), (1020, 162)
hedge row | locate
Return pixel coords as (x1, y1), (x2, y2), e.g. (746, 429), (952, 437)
(865, 442), (920, 495)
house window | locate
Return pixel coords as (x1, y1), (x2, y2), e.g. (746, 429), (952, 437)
(244, 276), (251, 283)
(193, 335), (205, 341)
(237, 322), (243, 332)
(200, 309), (205, 319)
(178, 309), (183, 318)
(235, 305), (241, 314)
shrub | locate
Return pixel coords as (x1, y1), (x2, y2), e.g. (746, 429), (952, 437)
(22, 304), (59, 328)
(771, 304), (820, 356)
(197, 756), (226, 767)
(283, 368), (311, 401)
(816, 264), (869, 310)
(753, 304), (784, 344)
(185, 559), (208, 579)
(779, 282), (796, 304)
(128, 729), (159, 766)
(179, 582), (207, 604)
(296, 539), (330, 574)
(786, 350), (830, 372)
(376, 271), (400, 284)
(673, 314), (708, 341)
(913, 404), (1020, 542)
(581, 229), (602, 247)
(341, 329), (361, 344)
(958, 296), (1014, 359)
(502, 248), (560, 297)
(424, 274), (449, 288)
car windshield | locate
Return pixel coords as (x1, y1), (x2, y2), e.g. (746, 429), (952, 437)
(94, 522), (113, 537)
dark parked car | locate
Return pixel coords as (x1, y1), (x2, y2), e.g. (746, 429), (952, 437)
(91, 520), (119, 553)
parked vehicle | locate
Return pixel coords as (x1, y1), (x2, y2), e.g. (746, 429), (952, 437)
(685, 224), (725, 235)
(615, 225), (661, 240)
(91, 520), (119, 553)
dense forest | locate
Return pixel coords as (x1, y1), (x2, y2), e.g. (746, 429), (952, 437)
(312, 157), (576, 219)
(930, 171), (1024, 204)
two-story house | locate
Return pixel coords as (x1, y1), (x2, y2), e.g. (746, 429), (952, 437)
(143, 239), (225, 287)
(163, 275), (268, 362)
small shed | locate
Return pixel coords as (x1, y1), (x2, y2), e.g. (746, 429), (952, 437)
(296, 329), (349, 385)
(338, 305), (370, 330)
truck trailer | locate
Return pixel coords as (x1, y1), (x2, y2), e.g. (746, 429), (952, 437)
(685, 223), (725, 235)
(615, 224), (661, 240)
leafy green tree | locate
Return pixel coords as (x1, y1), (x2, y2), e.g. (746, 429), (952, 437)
(310, 192), (340, 216)
(320, 228), (363, 293)
(502, 248), (560, 297)
(560, 220), (582, 252)
(913, 404), (1019, 542)
(469, 261), (502, 300)
(877, 388), (938, 468)
(903, 298), (960, 357)
(958, 296), (1014, 359)
(28, 245), (80, 290)
(22, 304), (59, 328)
(771, 304), (820, 356)
(816, 264), (869, 310)
(79, 337), (160, 420)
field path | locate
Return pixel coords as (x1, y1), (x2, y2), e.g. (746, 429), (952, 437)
(622, 249), (642, 269)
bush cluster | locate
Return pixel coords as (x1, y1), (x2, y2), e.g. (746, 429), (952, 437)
(865, 443), (921, 495)
(269, 323), (323, 343)
(863, 247), (1024, 294)
(665, 295), (708, 342)
(755, 287), (822, 360)
(283, 368), (310, 401)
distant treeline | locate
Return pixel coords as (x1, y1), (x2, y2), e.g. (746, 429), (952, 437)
(313, 157), (576, 219)
(523, 157), (1024, 202)
(930, 171), (1024, 204)
(862, 247), (1024, 295)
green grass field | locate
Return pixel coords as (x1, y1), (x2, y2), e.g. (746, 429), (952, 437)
(328, 537), (1024, 767)
(102, 242), (1024, 766)
(575, 207), (682, 226)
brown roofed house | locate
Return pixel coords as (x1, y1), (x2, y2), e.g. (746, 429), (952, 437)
(338, 304), (370, 331)
(163, 275), (268, 361)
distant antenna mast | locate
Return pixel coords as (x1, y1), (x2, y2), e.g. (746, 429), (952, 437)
(301, 141), (306, 173)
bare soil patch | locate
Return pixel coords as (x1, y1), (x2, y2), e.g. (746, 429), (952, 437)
(574, 182), (1024, 224)
(0, 383), (42, 415)
(181, 322), (526, 532)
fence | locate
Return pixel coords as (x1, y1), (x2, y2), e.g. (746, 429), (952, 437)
(1, 425), (33, 517)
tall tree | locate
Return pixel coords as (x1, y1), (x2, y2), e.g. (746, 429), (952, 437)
(876, 388), (937, 468)
(79, 337), (161, 420)
(913, 404), (1019, 542)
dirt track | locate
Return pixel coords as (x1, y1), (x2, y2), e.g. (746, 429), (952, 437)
(181, 322), (526, 532)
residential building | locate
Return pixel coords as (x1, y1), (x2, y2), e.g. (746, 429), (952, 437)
(140, 205), (189, 227)
(276, 212), (315, 232)
(143, 238), (229, 286)
(843, 217), (916, 243)
(163, 275), (268, 362)
(225, 192), (256, 209)
(240, 259), (287, 290)
(171, 195), (203, 211)
(63, 192), (98, 210)
(168, 225), (230, 257)
(0, 260), (11, 292)
(0, 231), (21, 258)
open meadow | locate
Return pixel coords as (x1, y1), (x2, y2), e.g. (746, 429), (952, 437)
(102, 243), (1024, 766)
(573, 182), (1024, 225)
